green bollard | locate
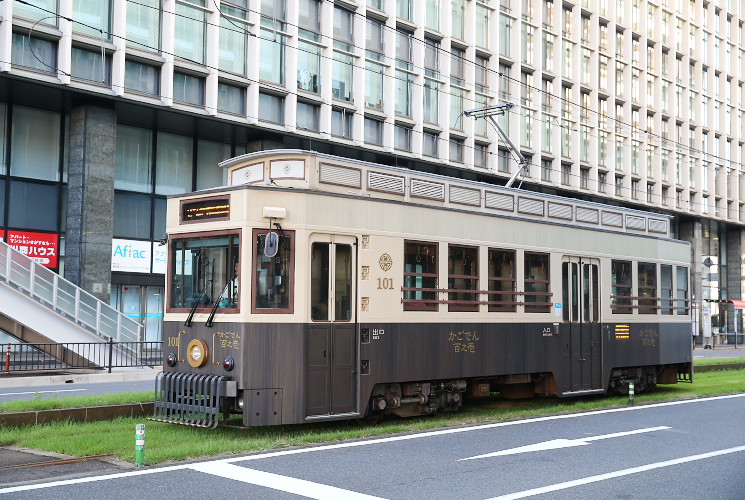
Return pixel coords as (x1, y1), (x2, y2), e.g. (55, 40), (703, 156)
(628, 381), (635, 405)
(135, 424), (146, 467)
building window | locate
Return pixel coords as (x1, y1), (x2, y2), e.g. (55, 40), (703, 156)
(260, 30), (287, 84)
(72, 47), (111, 85)
(173, 71), (205, 106)
(73, 0), (112, 39)
(297, 41), (321, 93)
(258, 92), (284, 124)
(365, 62), (384, 110)
(174, 0), (206, 63)
(127, 0), (161, 50)
(423, 132), (438, 157)
(219, 4), (249, 74)
(364, 117), (384, 145)
(10, 106), (60, 182)
(598, 171), (607, 192)
(499, 14), (511, 56)
(333, 6), (354, 51)
(525, 252), (550, 313)
(615, 175), (623, 196)
(476, 4), (489, 48)
(403, 241), (438, 311)
(488, 249), (516, 312)
(449, 138), (464, 163)
(155, 132), (193, 195)
(331, 108), (353, 138)
(332, 53), (353, 101)
(539, 159), (551, 182)
(124, 60), (159, 95)
(11, 33), (56, 74)
(448, 245), (478, 312)
(474, 144), (488, 168)
(452, 0), (465, 39)
(394, 125), (412, 152)
(296, 102), (319, 131)
(114, 193), (152, 239)
(561, 164), (571, 185)
(14, 0), (58, 23)
(397, 0), (413, 20)
(611, 260), (632, 314)
(115, 125), (152, 193)
(217, 82), (246, 115)
(580, 167), (589, 189)
(631, 179), (640, 199)
(9, 181), (59, 232)
(425, 0), (440, 30)
(196, 140), (231, 190)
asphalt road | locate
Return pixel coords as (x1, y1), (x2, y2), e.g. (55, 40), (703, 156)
(0, 394), (742, 500)
(0, 380), (154, 402)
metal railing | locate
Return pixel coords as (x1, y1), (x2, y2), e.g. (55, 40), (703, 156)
(1, 341), (162, 373)
(0, 240), (141, 343)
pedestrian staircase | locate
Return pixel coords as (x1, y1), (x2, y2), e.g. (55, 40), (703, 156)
(0, 239), (142, 368)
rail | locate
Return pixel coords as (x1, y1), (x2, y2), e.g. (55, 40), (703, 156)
(1, 341), (162, 373)
(0, 239), (141, 343)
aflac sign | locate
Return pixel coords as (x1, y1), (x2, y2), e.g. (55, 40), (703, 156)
(111, 239), (152, 273)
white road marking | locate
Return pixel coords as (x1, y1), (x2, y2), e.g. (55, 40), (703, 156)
(0, 389), (87, 397)
(459, 426), (671, 460)
(190, 462), (387, 500)
(0, 394), (741, 495)
(484, 445), (745, 500)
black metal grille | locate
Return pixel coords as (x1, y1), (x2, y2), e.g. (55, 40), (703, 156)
(151, 372), (227, 429)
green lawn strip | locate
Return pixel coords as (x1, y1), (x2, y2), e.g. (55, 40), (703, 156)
(693, 357), (745, 366)
(0, 369), (742, 466)
(0, 392), (152, 413)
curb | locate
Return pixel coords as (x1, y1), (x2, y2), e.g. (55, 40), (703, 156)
(694, 362), (745, 372)
(0, 403), (154, 428)
(0, 369), (160, 389)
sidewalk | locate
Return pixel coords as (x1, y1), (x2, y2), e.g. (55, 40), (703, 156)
(0, 367), (160, 389)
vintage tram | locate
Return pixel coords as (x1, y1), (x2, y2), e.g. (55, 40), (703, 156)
(152, 149), (692, 429)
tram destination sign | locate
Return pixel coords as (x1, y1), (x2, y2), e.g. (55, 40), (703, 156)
(182, 198), (230, 223)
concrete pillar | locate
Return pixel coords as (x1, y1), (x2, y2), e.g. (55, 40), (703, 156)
(679, 219), (703, 338)
(65, 105), (117, 303)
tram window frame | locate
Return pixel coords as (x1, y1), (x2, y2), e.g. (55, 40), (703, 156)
(403, 241), (438, 311)
(638, 262), (658, 315)
(447, 244), (479, 312)
(660, 264), (674, 315)
(611, 260), (633, 314)
(676, 266), (689, 315)
(168, 230), (240, 312)
(488, 248), (516, 312)
(524, 252), (551, 313)
(251, 228), (295, 314)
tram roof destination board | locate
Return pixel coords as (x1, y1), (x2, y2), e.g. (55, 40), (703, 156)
(181, 197), (230, 223)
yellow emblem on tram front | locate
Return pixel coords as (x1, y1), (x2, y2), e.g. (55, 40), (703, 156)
(379, 253), (392, 271)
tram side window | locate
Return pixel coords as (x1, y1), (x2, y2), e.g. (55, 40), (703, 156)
(660, 265), (674, 315)
(488, 249), (516, 312)
(403, 241), (438, 311)
(169, 233), (240, 310)
(524, 253), (550, 313)
(611, 260), (632, 314)
(448, 245), (478, 312)
(638, 263), (658, 314)
(676, 266), (689, 315)
(252, 229), (294, 313)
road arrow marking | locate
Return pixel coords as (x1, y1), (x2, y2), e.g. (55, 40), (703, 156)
(459, 426), (671, 461)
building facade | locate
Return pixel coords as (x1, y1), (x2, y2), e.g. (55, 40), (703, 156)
(0, 0), (743, 343)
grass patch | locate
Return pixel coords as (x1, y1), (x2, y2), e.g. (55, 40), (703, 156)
(0, 369), (742, 466)
(693, 357), (745, 366)
(0, 392), (152, 413)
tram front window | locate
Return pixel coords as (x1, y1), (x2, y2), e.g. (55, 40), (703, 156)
(170, 234), (240, 310)
(253, 229), (294, 312)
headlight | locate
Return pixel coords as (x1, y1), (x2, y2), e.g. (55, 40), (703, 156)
(187, 339), (209, 368)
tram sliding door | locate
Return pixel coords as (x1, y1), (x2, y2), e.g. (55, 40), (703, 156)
(306, 235), (357, 417)
(562, 257), (602, 392)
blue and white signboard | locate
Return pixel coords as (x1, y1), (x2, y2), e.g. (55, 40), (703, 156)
(111, 239), (152, 273)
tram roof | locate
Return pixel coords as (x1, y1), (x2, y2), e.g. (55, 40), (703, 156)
(213, 149), (675, 240)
